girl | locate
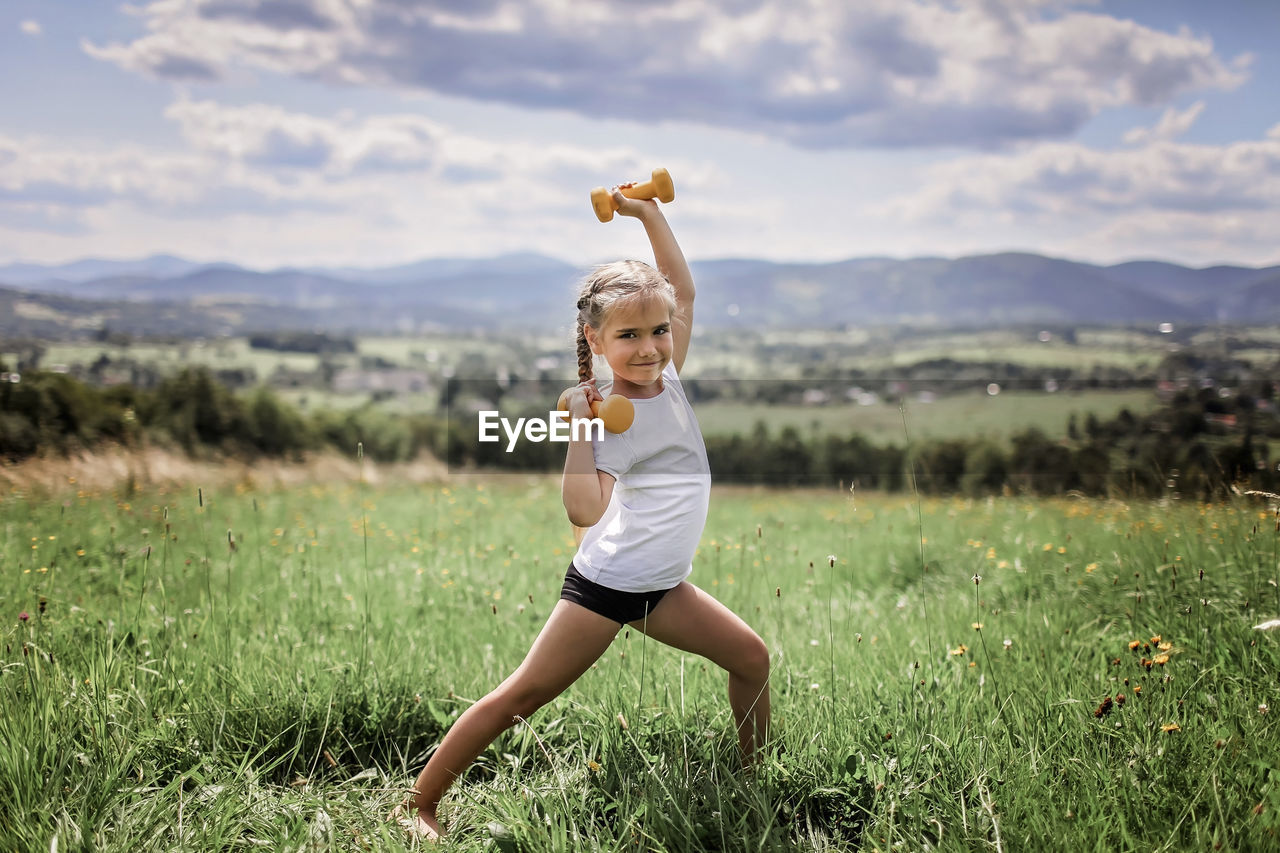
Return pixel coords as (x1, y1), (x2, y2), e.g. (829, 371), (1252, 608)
(395, 190), (771, 841)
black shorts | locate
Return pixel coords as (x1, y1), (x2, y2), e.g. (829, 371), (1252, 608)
(560, 563), (676, 625)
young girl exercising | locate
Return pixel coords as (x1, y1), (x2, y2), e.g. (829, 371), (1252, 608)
(396, 190), (771, 840)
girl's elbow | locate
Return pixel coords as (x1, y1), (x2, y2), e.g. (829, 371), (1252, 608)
(566, 506), (602, 528)
(562, 496), (602, 528)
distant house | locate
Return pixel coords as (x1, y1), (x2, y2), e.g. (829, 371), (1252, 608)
(96, 366), (135, 387)
(802, 388), (829, 405)
(332, 367), (432, 395)
(270, 366), (320, 389)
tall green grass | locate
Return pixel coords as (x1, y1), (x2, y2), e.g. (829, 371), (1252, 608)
(3, 477), (1279, 851)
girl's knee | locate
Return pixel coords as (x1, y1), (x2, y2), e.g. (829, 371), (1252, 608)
(490, 681), (553, 723)
(734, 633), (771, 683)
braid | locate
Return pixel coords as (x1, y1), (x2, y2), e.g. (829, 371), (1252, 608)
(576, 318), (594, 383)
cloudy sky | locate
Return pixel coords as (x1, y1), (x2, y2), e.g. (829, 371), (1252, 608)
(2, 0), (1278, 269)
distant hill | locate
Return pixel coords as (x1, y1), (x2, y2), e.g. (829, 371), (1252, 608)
(1102, 261), (1280, 318)
(1217, 271), (1280, 321)
(1, 251), (1277, 338)
(0, 254), (213, 286)
(690, 253), (1202, 328)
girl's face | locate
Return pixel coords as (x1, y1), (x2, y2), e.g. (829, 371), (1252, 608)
(588, 296), (673, 394)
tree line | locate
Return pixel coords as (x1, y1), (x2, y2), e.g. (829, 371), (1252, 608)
(1, 360), (1274, 500)
(0, 364), (439, 466)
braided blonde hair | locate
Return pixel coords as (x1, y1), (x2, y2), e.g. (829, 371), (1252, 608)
(575, 260), (676, 382)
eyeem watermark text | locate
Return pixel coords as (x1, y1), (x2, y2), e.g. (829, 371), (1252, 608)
(478, 411), (604, 452)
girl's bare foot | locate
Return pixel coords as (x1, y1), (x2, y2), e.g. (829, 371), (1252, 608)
(390, 801), (442, 841)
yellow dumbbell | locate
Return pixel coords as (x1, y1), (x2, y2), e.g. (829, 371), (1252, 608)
(556, 390), (635, 434)
(590, 168), (675, 222)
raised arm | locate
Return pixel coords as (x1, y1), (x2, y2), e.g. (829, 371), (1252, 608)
(613, 191), (695, 374)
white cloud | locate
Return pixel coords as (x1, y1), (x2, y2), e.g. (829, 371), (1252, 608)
(0, 100), (731, 265)
(166, 99), (382, 170)
(159, 98), (689, 185)
(885, 132), (1280, 221)
(20, 19), (42, 36)
(83, 0), (1248, 149)
(4, 83), (1275, 268)
(0, 99), (676, 211)
(875, 129), (1280, 263)
(1122, 101), (1206, 145)
(0, 134), (211, 210)
(1081, 209), (1276, 259)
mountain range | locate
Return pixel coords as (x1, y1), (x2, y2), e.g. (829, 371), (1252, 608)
(1, 251), (1277, 339)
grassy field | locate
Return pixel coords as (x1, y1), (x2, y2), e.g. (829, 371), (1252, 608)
(4, 475), (1280, 851)
(24, 333), (1176, 443)
(19, 325), (1279, 388)
(689, 327), (1191, 377)
(691, 389), (1157, 444)
(35, 335), (544, 382)
(20, 325), (1276, 453)
(270, 386), (1162, 444)
(39, 339), (328, 377)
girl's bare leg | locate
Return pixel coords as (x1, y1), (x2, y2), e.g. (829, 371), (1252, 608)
(627, 583), (771, 763)
(401, 600), (621, 837)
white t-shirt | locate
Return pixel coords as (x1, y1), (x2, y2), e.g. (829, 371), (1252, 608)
(572, 361), (711, 592)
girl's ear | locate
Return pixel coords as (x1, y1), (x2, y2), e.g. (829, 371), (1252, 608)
(584, 323), (604, 356)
